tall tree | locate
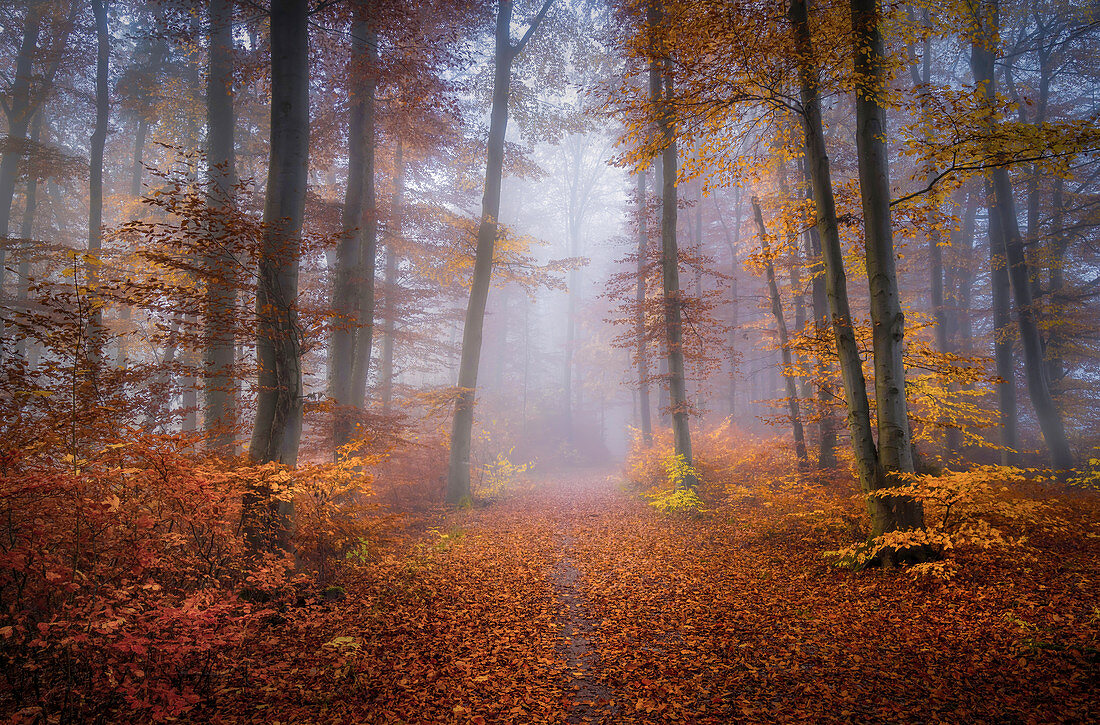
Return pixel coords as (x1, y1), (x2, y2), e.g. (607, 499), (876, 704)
(968, 0), (1074, 470)
(752, 197), (808, 468)
(87, 0), (110, 361)
(851, 0), (917, 476)
(789, 0), (926, 553)
(246, 0), (310, 516)
(635, 168), (653, 445)
(379, 139), (404, 415)
(331, 6), (378, 451)
(445, 0), (555, 504)
(651, 0), (697, 487)
(0, 2), (44, 347)
(203, 0), (238, 452)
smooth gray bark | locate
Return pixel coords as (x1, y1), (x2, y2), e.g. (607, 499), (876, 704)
(380, 140), (404, 414)
(247, 0), (310, 470)
(851, 0), (926, 541)
(753, 198), (808, 468)
(635, 169), (652, 445)
(331, 14), (373, 450)
(791, 0), (926, 549)
(969, 2), (1071, 468)
(446, 0), (555, 503)
(87, 0), (110, 362)
(203, 0), (238, 452)
(654, 33), (697, 487)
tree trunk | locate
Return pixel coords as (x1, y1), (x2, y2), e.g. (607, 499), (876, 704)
(203, 0), (238, 453)
(380, 140), (403, 414)
(986, 181), (1019, 463)
(245, 0), (310, 549)
(753, 198), (808, 468)
(652, 11), (697, 487)
(130, 119), (148, 198)
(446, 0), (554, 504)
(331, 15), (371, 450)
(969, 3), (1071, 468)
(791, 0), (914, 545)
(0, 1), (43, 349)
(349, 10), (379, 418)
(564, 244), (578, 442)
(992, 169), (1074, 468)
(799, 157), (837, 469)
(851, 0), (926, 543)
(87, 0), (110, 363)
(13, 114), (41, 363)
(718, 188), (742, 431)
(635, 169), (653, 445)
(1046, 176), (1067, 384)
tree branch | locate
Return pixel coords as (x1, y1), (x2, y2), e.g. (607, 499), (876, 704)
(511, 0), (555, 57)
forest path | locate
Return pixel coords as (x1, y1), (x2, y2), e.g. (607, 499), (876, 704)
(460, 469), (630, 724)
(224, 468), (1100, 724)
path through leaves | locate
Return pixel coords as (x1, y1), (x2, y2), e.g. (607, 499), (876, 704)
(210, 470), (1099, 724)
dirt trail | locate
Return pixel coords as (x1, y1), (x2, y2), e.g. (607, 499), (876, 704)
(542, 475), (623, 723)
(220, 468), (1100, 724)
(460, 469), (628, 723)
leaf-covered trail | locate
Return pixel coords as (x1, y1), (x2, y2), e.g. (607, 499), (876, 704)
(218, 470), (1099, 724)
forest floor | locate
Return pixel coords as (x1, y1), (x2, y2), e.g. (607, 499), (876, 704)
(212, 469), (1100, 724)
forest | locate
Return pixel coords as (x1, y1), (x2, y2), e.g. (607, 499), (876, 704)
(1, 0), (1098, 721)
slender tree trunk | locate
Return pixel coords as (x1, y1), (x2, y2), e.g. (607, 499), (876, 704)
(246, 0), (310, 552)
(0, 2), (43, 348)
(331, 15), (370, 449)
(1047, 177), (1067, 384)
(203, 0), (238, 453)
(652, 11), (697, 486)
(799, 157), (837, 468)
(987, 182), (1019, 463)
(446, 0), (555, 504)
(349, 11), (379, 416)
(970, 4), (1071, 468)
(716, 189), (742, 431)
(13, 114), (41, 363)
(131, 119), (148, 198)
(564, 237), (578, 442)
(851, 0), (927, 544)
(791, 0), (914, 544)
(87, 0), (110, 363)
(380, 140), (403, 414)
(992, 170), (1074, 468)
(753, 198), (808, 468)
(635, 169), (653, 445)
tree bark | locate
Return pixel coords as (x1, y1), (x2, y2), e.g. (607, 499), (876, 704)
(716, 189), (742, 431)
(246, 0), (310, 490)
(380, 140), (404, 414)
(203, 0), (238, 453)
(348, 10), (379, 419)
(652, 13), (697, 487)
(87, 0), (110, 363)
(0, 1), (43, 344)
(790, 0), (920, 546)
(753, 198), (808, 468)
(851, 0), (926, 542)
(986, 181), (1019, 463)
(331, 13), (372, 450)
(635, 169), (653, 445)
(969, 2), (1071, 468)
(798, 156), (837, 469)
(992, 169), (1074, 469)
(13, 114), (41, 363)
(446, 0), (555, 504)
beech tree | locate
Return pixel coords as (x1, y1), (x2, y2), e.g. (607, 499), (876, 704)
(446, 0), (556, 505)
(244, 0), (310, 547)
